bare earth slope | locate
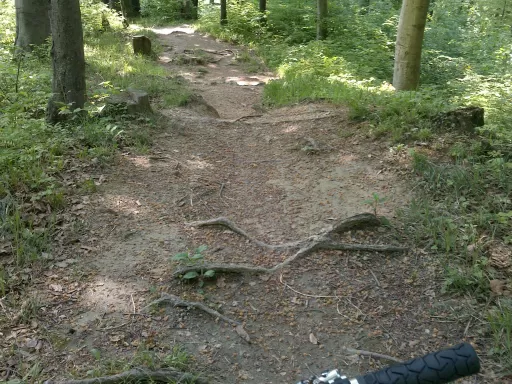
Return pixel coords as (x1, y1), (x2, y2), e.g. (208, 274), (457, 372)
(6, 25), (481, 384)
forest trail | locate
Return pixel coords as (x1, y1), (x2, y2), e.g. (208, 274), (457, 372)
(29, 25), (474, 383)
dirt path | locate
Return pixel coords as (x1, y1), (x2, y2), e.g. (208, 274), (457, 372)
(20, 26), (478, 383)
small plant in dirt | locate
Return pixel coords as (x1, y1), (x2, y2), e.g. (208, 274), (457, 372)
(171, 245), (215, 286)
(363, 192), (387, 216)
(488, 305), (512, 373)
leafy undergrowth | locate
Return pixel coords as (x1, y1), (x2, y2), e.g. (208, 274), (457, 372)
(194, 0), (512, 375)
(0, 0), (189, 361)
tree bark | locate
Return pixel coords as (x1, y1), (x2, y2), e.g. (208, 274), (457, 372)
(14, 0), (51, 51)
(46, 0), (86, 123)
(120, 0), (136, 17)
(132, 0), (140, 15)
(191, 0), (198, 18)
(108, 0), (121, 11)
(220, 0), (227, 25)
(392, 0), (430, 90)
(259, 0), (266, 12)
(317, 0), (328, 40)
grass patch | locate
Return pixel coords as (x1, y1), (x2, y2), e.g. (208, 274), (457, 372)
(84, 344), (190, 379)
(489, 304), (512, 373)
(0, 0), (189, 301)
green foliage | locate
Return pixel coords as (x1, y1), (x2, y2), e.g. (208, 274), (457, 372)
(198, 2), (266, 44)
(0, 0), (189, 298)
(172, 245), (216, 285)
(140, 0), (184, 22)
(86, 344), (190, 378)
(363, 193), (387, 216)
(488, 304), (512, 373)
(443, 263), (489, 296)
(80, 0), (126, 36)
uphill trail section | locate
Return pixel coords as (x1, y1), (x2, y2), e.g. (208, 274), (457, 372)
(12, 25), (479, 384)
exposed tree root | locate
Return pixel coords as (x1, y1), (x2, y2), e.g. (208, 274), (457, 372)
(178, 214), (407, 276)
(343, 347), (403, 364)
(43, 368), (210, 384)
(142, 293), (239, 325)
(141, 293), (251, 342)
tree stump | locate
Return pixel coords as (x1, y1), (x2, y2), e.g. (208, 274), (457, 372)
(126, 89), (152, 114)
(432, 106), (484, 135)
(132, 35), (151, 56)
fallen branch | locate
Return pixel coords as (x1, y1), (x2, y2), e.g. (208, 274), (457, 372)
(43, 368), (209, 384)
(180, 214), (407, 276)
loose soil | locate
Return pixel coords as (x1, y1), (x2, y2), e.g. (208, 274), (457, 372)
(2, 25), (485, 384)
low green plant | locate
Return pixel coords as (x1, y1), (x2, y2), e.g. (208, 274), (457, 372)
(442, 262), (489, 296)
(488, 304), (512, 373)
(0, 266), (7, 297)
(86, 343), (190, 378)
(363, 192), (387, 216)
(171, 245), (215, 286)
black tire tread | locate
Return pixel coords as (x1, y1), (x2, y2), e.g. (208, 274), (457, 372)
(356, 343), (480, 384)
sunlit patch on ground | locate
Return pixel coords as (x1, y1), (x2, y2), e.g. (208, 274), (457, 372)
(151, 25), (195, 35)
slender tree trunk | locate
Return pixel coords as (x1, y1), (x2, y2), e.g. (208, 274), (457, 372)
(259, 0), (266, 12)
(191, 0), (199, 19)
(108, 0), (121, 11)
(392, 0), (430, 90)
(46, 0), (86, 123)
(132, 0), (140, 15)
(14, 0), (51, 51)
(317, 0), (328, 40)
(121, 0), (140, 17)
(220, 0), (227, 25)
(120, 0), (138, 17)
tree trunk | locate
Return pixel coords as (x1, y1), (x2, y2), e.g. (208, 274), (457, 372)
(132, 0), (140, 15)
(259, 0), (266, 12)
(14, 0), (51, 51)
(392, 0), (430, 90)
(220, 0), (227, 25)
(120, 0), (136, 17)
(46, 0), (86, 123)
(317, 0), (328, 40)
(191, 0), (198, 18)
(119, 0), (140, 17)
(108, 0), (121, 11)
(182, 0), (198, 19)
